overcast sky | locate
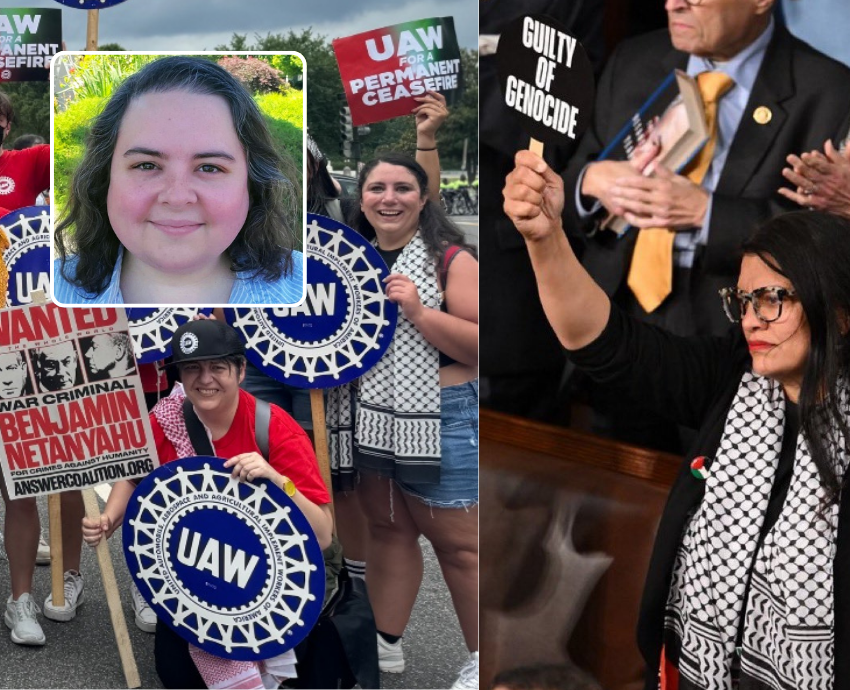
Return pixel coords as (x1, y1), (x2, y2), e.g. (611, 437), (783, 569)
(16, 0), (477, 51)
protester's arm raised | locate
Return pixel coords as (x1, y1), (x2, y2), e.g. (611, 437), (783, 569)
(503, 150), (610, 350)
(414, 90), (448, 204)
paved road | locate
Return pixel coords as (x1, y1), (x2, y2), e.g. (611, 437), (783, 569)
(0, 495), (467, 689)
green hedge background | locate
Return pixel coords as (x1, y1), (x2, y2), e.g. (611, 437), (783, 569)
(52, 53), (304, 213)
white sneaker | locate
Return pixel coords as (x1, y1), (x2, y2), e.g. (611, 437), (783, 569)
(377, 633), (405, 673)
(35, 533), (51, 565)
(131, 582), (156, 633)
(5, 593), (46, 646)
(451, 651), (479, 690)
(43, 569), (84, 622)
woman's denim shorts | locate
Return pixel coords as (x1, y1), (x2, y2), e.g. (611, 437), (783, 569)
(397, 380), (479, 509)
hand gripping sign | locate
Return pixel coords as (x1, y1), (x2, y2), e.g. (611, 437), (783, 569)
(225, 214), (397, 389)
(2, 206), (50, 306)
(123, 456), (326, 660)
(497, 14), (594, 153)
(126, 308), (214, 364)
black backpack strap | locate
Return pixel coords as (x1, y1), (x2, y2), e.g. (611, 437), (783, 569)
(182, 398), (215, 456)
(254, 397), (271, 461)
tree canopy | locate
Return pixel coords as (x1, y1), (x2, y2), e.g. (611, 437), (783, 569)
(217, 29), (478, 177)
(2, 82), (50, 144)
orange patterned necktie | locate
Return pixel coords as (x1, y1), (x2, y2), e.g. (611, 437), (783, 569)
(626, 71), (734, 313)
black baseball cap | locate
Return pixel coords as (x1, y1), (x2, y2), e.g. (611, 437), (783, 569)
(168, 319), (245, 367)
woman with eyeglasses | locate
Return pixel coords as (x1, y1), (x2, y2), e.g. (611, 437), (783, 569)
(504, 150), (850, 690)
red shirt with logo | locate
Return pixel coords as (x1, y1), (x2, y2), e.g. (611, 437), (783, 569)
(149, 389), (330, 506)
(0, 145), (50, 211)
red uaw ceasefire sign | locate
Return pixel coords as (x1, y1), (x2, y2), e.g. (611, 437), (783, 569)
(0, 8), (62, 82)
(333, 16), (463, 126)
(0, 302), (158, 498)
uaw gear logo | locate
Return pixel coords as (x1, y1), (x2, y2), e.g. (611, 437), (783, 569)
(0, 177), (15, 195)
(2, 206), (50, 306)
(123, 456), (325, 660)
(52, 0), (130, 8)
(180, 333), (199, 355)
(226, 213), (397, 388)
(127, 308), (213, 364)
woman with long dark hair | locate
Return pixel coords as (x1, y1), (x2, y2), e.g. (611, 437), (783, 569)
(53, 55), (302, 305)
(504, 149), (850, 689)
(330, 147), (480, 688)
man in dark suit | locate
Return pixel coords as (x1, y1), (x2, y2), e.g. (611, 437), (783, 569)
(562, 0), (850, 338)
(557, 0), (850, 453)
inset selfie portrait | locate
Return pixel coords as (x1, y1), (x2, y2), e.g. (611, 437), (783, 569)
(50, 52), (306, 307)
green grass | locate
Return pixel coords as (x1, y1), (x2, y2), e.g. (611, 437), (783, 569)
(257, 89), (304, 169)
(52, 96), (107, 212)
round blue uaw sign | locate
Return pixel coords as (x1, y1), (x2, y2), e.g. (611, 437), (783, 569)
(53, 0), (129, 8)
(2, 206), (50, 307)
(225, 213), (397, 388)
(127, 308), (213, 364)
(123, 456), (325, 660)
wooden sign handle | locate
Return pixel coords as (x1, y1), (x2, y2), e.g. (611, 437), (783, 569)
(24, 289), (67, 607)
(22, 290), (137, 686)
(82, 489), (141, 688)
(86, 10), (99, 51)
(529, 138), (544, 156)
(47, 495), (65, 607)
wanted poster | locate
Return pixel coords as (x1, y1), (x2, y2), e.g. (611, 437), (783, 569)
(0, 302), (158, 498)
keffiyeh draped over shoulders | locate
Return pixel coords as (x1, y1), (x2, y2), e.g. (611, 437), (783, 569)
(326, 231), (442, 487)
(664, 372), (850, 690)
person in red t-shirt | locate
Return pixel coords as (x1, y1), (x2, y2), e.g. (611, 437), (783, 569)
(82, 318), (332, 547)
(82, 319), (332, 689)
(0, 91), (50, 212)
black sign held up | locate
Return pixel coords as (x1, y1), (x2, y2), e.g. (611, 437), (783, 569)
(496, 14), (594, 146)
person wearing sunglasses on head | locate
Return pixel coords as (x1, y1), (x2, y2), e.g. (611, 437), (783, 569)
(505, 150), (850, 689)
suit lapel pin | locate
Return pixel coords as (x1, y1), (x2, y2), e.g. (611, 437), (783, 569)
(690, 456), (710, 480)
(753, 106), (772, 125)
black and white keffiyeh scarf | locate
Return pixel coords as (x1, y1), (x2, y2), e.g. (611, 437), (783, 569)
(664, 371), (850, 690)
(326, 384), (355, 491)
(327, 231), (442, 486)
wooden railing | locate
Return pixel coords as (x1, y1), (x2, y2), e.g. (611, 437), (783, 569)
(480, 408), (681, 690)
(481, 408), (680, 486)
